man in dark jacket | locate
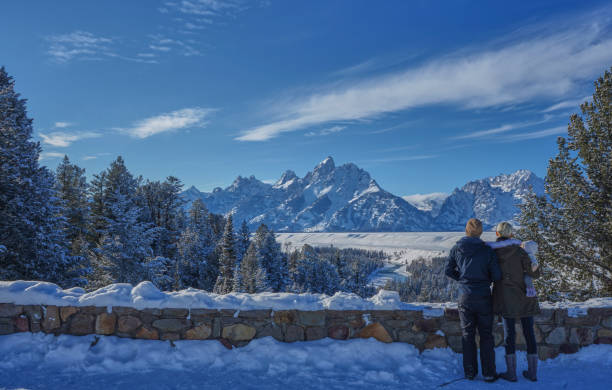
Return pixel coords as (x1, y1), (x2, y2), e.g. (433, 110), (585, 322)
(445, 218), (502, 382)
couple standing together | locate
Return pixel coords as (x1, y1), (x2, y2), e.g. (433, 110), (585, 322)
(445, 218), (541, 383)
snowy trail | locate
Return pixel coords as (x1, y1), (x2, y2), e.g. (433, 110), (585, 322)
(1, 333), (610, 390)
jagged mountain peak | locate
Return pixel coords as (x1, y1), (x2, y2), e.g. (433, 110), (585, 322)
(227, 175), (269, 192)
(274, 170), (298, 188)
(312, 156), (335, 176)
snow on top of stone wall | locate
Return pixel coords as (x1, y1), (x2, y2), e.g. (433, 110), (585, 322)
(541, 298), (612, 316)
(0, 280), (447, 313)
(0, 280), (610, 313)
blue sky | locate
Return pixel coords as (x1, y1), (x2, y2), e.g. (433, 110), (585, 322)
(2, 0), (611, 196)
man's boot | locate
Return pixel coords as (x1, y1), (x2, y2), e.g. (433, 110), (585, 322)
(499, 354), (517, 382)
(523, 354), (538, 382)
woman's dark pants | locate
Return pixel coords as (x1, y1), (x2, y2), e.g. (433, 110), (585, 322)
(503, 316), (537, 355)
(458, 295), (496, 378)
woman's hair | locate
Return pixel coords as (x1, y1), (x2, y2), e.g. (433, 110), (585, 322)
(465, 218), (483, 237)
(496, 221), (514, 238)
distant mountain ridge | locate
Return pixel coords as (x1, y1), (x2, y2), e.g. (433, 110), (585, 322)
(182, 157), (544, 232)
(432, 169), (544, 231)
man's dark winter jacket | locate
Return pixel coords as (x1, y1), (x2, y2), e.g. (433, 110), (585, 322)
(445, 236), (502, 298)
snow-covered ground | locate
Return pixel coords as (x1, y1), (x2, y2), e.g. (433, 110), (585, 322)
(0, 333), (610, 390)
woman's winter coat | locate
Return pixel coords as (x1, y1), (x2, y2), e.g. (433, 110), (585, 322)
(491, 239), (541, 318)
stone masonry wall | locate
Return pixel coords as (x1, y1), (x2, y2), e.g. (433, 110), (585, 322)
(1, 303), (611, 360)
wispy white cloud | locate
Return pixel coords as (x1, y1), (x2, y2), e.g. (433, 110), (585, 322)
(38, 152), (65, 161)
(166, 0), (243, 17)
(236, 14), (612, 141)
(148, 35), (202, 56)
(39, 131), (101, 147)
(500, 126), (567, 142)
(542, 96), (591, 112)
(453, 124), (516, 140)
(305, 125), (345, 137)
(54, 121), (73, 128)
(451, 116), (556, 140)
(125, 107), (215, 139)
(46, 30), (158, 64)
(46, 31), (114, 63)
(160, 0), (268, 33)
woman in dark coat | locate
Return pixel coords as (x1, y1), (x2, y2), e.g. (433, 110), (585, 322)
(490, 222), (540, 382)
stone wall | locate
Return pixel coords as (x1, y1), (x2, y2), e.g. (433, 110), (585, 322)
(1, 303), (610, 360)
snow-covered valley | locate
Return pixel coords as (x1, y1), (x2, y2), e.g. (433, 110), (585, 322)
(276, 231), (497, 287)
(276, 231), (498, 262)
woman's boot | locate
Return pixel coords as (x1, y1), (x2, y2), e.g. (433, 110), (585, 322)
(523, 354), (538, 382)
(499, 354), (517, 382)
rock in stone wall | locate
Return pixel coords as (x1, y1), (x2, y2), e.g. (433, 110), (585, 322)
(0, 303), (610, 360)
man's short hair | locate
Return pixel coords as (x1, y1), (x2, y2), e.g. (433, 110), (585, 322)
(465, 218), (483, 237)
(496, 221), (513, 238)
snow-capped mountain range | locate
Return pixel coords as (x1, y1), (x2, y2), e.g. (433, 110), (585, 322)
(182, 157), (544, 232)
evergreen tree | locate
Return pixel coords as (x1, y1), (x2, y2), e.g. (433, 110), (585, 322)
(138, 176), (185, 260)
(188, 199), (209, 231)
(88, 171), (108, 246)
(231, 262), (244, 292)
(518, 67), (612, 299)
(213, 214), (236, 294)
(231, 220), (249, 292)
(331, 249), (347, 281)
(240, 243), (259, 293)
(88, 157), (159, 287)
(260, 232), (288, 292)
(236, 220), (250, 261)
(93, 190), (159, 287)
(0, 67), (82, 286)
(249, 224), (288, 292)
(55, 156), (89, 258)
(143, 256), (174, 291)
(290, 244), (317, 293)
(176, 200), (218, 290)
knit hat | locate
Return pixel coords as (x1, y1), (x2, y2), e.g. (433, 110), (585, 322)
(496, 221), (514, 238)
(465, 218), (483, 237)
